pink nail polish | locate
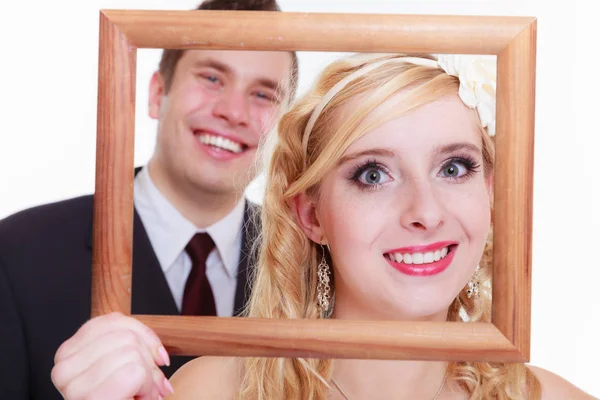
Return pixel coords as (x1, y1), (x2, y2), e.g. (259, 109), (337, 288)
(164, 377), (175, 394)
(158, 346), (171, 367)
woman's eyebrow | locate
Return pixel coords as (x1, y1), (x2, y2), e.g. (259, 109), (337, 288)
(337, 148), (396, 166)
(434, 142), (481, 155)
(336, 142), (481, 166)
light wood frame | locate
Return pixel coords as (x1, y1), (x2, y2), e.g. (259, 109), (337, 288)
(91, 9), (537, 362)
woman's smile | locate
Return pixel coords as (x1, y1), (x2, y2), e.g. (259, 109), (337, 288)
(383, 241), (458, 276)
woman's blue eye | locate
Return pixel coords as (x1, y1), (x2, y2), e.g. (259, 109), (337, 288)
(359, 168), (389, 185)
(441, 161), (467, 178)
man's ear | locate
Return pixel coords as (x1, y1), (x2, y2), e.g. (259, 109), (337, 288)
(292, 192), (325, 244)
(148, 71), (165, 120)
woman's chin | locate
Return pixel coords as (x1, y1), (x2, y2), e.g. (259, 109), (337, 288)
(333, 300), (452, 322)
(387, 307), (450, 322)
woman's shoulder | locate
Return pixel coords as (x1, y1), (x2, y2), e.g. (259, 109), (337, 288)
(168, 356), (242, 399)
(528, 365), (598, 400)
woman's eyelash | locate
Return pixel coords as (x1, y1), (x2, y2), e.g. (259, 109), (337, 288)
(441, 154), (481, 179)
(349, 160), (386, 180)
(346, 154), (481, 190)
(347, 160), (391, 191)
(455, 154), (480, 170)
(350, 161), (370, 179)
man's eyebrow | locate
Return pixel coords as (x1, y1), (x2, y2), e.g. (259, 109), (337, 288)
(192, 59), (232, 74)
(337, 148), (397, 166)
(256, 78), (283, 92)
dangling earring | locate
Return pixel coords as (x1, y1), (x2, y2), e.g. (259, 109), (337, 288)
(317, 244), (332, 314)
(466, 265), (480, 299)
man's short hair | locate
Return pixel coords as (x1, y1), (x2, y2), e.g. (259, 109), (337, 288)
(158, 0), (299, 101)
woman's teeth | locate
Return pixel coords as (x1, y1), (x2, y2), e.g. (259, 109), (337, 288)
(198, 134), (243, 153)
(387, 247), (449, 265)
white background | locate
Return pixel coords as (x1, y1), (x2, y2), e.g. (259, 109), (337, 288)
(1, 0), (598, 396)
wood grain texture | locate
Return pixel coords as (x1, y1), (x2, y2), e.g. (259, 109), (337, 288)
(101, 9), (534, 54)
(91, 10), (537, 361)
(493, 20), (537, 360)
(136, 316), (526, 362)
(91, 11), (137, 318)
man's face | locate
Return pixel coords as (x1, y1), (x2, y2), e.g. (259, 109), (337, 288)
(148, 49), (293, 198)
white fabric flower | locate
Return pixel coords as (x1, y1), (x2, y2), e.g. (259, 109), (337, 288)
(436, 54), (497, 136)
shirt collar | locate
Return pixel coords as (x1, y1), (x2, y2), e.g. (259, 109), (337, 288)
(134, 166), (246, 278)
(205, 195), (246, 277)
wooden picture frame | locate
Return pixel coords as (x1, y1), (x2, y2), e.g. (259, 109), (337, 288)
(92, 9), (537, 362)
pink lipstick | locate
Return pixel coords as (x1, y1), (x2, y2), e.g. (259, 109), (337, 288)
(384, 241), (457, 277)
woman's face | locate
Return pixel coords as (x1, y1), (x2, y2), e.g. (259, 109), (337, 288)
(310, 94), (492, 321)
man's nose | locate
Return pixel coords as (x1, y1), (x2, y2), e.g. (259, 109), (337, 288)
(212, 88), (250, 127)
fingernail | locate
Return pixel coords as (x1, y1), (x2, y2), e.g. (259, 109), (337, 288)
(157, 345), (170, 367)
(158, 397), (164, 400)
(164, 377), (175, 394)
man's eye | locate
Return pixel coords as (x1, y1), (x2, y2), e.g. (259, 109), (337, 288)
(254, 91), (276, 102)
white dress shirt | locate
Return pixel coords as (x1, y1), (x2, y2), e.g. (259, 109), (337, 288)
(133, 166), (246, 317)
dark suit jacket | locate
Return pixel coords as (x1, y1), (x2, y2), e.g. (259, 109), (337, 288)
(0, 193), (260, 399)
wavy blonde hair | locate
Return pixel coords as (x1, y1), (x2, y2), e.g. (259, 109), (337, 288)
(237, 54), (541, 400)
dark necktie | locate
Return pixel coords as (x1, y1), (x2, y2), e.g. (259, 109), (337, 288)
(181, 233), (217, 316)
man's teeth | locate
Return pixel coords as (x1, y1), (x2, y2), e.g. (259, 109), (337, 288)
(388, 247), (449, 265)
(198, 134), (243, 153)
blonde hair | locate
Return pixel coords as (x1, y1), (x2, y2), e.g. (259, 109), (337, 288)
(237, 54), (541, 400)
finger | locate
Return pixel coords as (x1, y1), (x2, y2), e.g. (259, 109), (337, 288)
(57, 350), (168, 400)
(55, 312), (169, 367)
(52, 330), (158, 392)
(68, 361), (154, 400)
(88, 362), (170, 400)
(56, 313), (163, 362)
(130, 368), (173, 400)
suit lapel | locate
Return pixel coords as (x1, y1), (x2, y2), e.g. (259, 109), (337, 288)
(130, 208), (179, 315)
(87, 167), (179, 316)
(88, 169), (259, 317)
(233, 201), (261, 316)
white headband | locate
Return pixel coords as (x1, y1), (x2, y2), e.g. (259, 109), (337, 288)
(301, 54), (497, 163)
